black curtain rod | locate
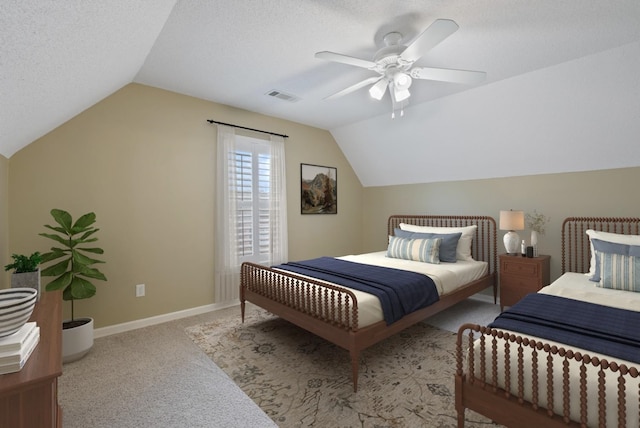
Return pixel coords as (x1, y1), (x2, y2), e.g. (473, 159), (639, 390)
(207, 120), (289, 138)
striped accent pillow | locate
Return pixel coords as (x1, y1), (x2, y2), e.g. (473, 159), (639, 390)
(387, 236), (441, 264)
(597, 252), (640, 292)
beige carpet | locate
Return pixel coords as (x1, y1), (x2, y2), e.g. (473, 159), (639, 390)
(186, 307), (498, 428)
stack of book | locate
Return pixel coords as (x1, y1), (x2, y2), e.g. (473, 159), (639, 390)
(0, 322), (40, 375)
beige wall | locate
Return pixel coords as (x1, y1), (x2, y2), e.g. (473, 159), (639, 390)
(362, 167), (640, 284)
(0, 155), (8, 287)
(8, 83), (363, 327)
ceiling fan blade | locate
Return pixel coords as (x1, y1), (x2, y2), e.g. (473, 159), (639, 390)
(325, 76), (383, 100)
(400, 19), (459, 63)
(410, 67), (486, 84)
(315, 51), (377, 69)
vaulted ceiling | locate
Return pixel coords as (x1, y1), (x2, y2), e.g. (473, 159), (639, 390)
(3, 1), (640, 185)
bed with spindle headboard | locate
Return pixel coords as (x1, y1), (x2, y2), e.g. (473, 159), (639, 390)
(241, 214), (498, 392)
(456, 216), (640, 428)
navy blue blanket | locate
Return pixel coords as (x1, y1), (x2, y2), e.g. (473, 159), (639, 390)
(489, 293), (640, 364)
(274, 257), (438, 325)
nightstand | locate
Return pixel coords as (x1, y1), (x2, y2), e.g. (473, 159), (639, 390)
(499, 254), (550, 311)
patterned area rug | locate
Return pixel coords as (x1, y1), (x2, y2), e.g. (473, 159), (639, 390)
(186, 307), (497, 428)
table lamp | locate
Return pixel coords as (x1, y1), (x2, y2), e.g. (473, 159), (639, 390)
(499, 210), (525, 255)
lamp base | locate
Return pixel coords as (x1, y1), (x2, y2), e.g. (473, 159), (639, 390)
(503, 231), (521, 255)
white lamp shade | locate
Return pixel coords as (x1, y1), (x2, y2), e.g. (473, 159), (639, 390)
(393, 72), (412, 90)
(499, 210), (524, 231)
(368, 78), (387, 100)
(392, 87), (411, 102)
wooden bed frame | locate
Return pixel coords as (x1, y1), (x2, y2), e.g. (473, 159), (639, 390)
(240, 214), (497, 392)
(455, 216), (640, 427)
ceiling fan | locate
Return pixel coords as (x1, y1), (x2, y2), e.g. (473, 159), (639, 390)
(315, 19), (486, 117)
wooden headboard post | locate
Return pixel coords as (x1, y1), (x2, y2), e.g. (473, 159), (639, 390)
(561, 217), (640, 274)
(387, 214), (498, 278)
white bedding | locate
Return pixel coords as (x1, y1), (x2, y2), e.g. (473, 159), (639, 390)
(338, 251), (488, 295)
(276, 251), (488, 328)
(337, 251), (487, 327)
(539, 271), (640, 311)
(472, 272), (640, 427)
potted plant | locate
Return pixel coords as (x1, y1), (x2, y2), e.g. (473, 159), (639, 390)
(39, 209), (107, 363)
(4, 252), (43, 299)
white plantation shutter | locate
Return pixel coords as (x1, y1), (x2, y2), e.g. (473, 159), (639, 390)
(215, 126), (287, 303)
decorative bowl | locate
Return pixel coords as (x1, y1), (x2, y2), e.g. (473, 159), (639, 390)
(0, 288), (38, 338)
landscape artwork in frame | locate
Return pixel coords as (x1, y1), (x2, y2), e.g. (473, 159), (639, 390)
(301, 163), (337, 214)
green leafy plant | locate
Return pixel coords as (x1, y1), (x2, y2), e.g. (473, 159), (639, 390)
(39, 209), (107, 321)
(525, 210), (550, 235)
(4, 252), (42, 273)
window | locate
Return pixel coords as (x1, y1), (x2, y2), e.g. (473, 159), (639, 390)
(215, 125), (287, 302)
(232, 136), (272, 264)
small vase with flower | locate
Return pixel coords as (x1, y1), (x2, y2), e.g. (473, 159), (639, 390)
(525, 210), (549, 257)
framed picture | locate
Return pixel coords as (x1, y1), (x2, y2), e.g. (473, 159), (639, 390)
(301, 163), (337, 214)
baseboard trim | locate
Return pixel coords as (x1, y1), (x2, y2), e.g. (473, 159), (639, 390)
(94, 300), (240, 339)
(95, 292), (496, 339)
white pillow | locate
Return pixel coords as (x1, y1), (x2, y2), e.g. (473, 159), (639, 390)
(399, 223), (477, 261)
(585, 229), (640, 277)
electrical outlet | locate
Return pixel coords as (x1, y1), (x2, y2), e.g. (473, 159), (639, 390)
(136, 283), (145, 297)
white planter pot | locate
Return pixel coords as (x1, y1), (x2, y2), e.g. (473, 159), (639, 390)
(62, 317), (94, 363)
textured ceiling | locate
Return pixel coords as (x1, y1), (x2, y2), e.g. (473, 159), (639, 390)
(2, 1), (640, 179)
(0, 0), (178, 158)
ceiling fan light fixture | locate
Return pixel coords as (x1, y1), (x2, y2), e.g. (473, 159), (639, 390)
(393, 86), (411, 102)
(393, 72), (412, 90)
(315, 19), (485, 119)
(368, 79), (387, 100)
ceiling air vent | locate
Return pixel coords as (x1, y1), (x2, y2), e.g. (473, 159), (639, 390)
(266, 90), (300, 103)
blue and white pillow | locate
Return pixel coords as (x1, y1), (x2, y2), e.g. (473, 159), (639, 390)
(399, 223), (476, 261)
(591, 238), (640, 291)
(585, 230), (640, 278)
(394, 228), (461, 263)
(598, 252), (640, 292)
(387, 235), (441, 264)
(590, 239), (640, 282)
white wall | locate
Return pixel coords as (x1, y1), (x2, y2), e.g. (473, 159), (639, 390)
(333, 41), (640, 187)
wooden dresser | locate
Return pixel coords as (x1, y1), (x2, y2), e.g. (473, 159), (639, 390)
(499, 254), (551, 311)
(0, 289), (63, 427)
